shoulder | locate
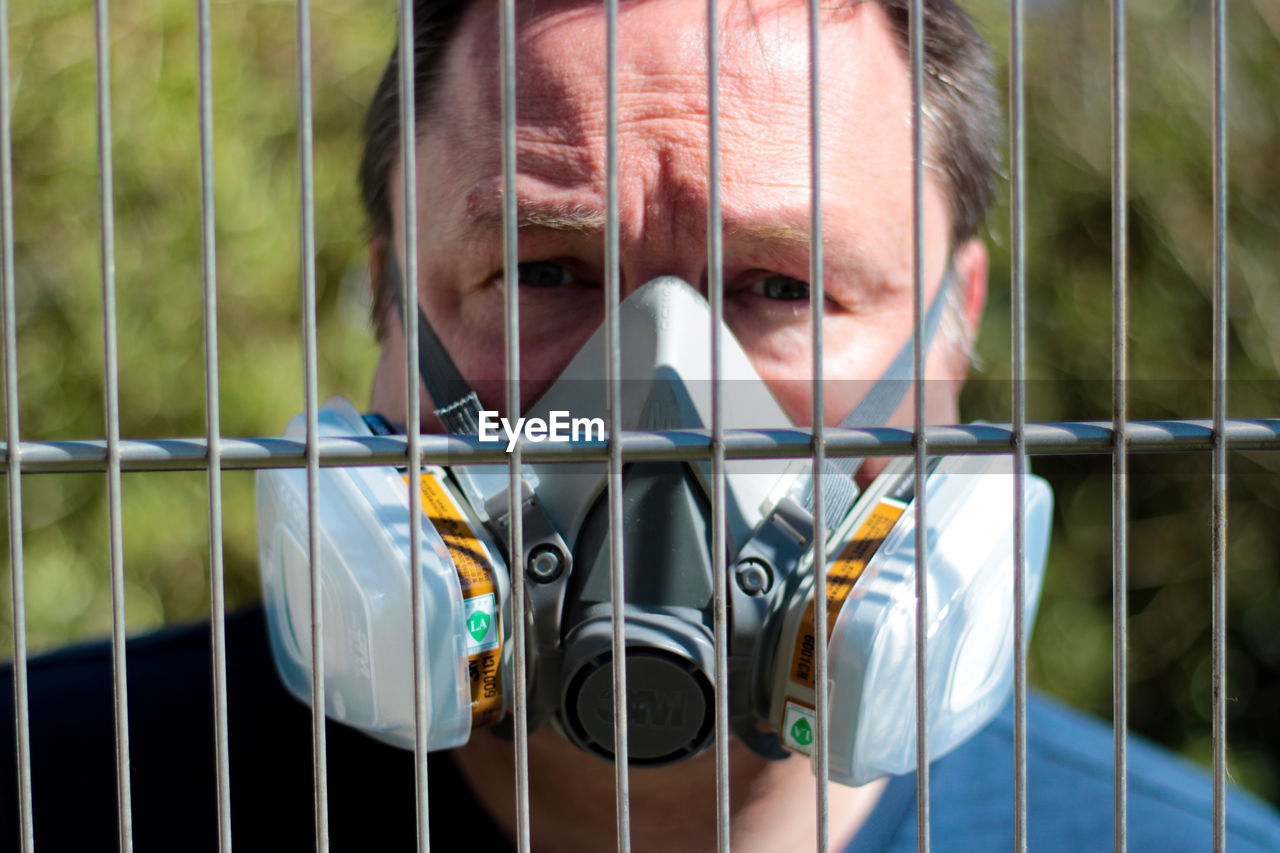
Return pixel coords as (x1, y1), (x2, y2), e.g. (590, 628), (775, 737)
(857, 692), (1280, 852)
(0, 608), (500, 852)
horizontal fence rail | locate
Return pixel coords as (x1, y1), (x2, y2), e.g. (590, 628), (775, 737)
(0, 419), (1276, 472)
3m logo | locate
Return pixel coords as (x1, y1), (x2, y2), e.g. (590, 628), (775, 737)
(463, 593), (499, 654)
(632, 690), (685, 728)
(596, 689), (686, 729)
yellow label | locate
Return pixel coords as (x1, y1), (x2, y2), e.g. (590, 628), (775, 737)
(787, 497), (906, 691)
(410, 473), (504, 728)
(776, 496), (908, 752)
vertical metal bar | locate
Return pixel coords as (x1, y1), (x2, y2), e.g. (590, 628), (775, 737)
(907, 0), (929, 846)
(0, 1), (34, 848)
(497, 0), (532, 848)
(806, 1), (830, 850)
(603, 0), (631, 849)
(705, 0), (730, 849)
(196, 0), (233, 848)
(1009, 0), (1029, 843)
(93, 1), (136, 848)
(1109, 0), (1129, 846)
(396, 3), (431, 851)
(295, 0), (329, 847)
(1209, 0), (1228, 846)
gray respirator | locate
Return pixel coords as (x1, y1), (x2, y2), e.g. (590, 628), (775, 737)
(255, 276), (1052, 785)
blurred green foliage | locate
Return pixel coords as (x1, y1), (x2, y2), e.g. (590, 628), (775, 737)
(1, 0), (384, 648)
(964, 0), (1280, 806)
(0, 0), (1277, 811)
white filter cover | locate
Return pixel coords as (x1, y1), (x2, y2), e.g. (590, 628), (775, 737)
(824, 455), (1053, 786)
(255, 397), (471, 750)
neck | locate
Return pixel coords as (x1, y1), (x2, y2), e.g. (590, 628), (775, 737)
(451, 725), (887, 853)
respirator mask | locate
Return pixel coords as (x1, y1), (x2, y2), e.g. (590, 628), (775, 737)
(256, 273), (1052, 786)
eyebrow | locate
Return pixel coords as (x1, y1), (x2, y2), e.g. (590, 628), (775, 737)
(725, 221), (811, 251)
(463, 188), (814, 252)
(464, 194), (606, 236)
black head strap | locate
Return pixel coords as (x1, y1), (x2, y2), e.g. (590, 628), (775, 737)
(385, 246), (483, 435)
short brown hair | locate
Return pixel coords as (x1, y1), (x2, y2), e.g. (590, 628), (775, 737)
(358, 0), (1000, 337)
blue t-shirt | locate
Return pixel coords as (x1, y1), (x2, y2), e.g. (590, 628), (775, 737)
(2, 607), (1278, 851)
(850, 693), (1280, 851)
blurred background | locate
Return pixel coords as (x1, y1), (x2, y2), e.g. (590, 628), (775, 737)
(1, 0), (1277, 810)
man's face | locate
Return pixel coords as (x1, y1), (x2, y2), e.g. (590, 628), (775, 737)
(371, 0), (986, 431)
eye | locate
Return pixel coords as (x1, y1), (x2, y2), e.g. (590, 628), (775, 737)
(748, 274), (810, 302)
(517, 261), (579, 289)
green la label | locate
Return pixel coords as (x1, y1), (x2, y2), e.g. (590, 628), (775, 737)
(463, 592), (500, 654)
(782, 702), (817, 754)
(790, 717), (813, 746)
(467, 612), (490, 644)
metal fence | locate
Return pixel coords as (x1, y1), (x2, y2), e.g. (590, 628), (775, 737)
(2, 0), (1278, 852)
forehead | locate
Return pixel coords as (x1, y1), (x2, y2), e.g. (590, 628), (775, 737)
(426, 0), (914, 218)
(458, 0), (824, 120)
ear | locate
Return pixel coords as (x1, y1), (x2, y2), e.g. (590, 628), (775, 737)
(944, 237), (988, 383)
(368, 234), (386, 290)
(368, 233), (392, 341)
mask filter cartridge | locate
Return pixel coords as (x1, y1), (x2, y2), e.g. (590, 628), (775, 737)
(558, 462), (718, 764)
(255, 397), (509, 752)
(769, 453), (1052, 785)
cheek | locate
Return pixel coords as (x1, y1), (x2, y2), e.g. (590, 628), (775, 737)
(732, 324), (816, 426)
(514, 304), (605, 413)
(735, 316), (912, 428)
(427, 284), (606, 416)
(726, 305), (811, 365)
(518, 292), (604, 377)
(416, 283), (506, 414)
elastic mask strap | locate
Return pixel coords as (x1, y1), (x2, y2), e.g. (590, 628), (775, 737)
(838, 264), (956, 431)
(362, 412), (399, 436)
(385, 247), (483, 434)
(801, 263), (957, 528)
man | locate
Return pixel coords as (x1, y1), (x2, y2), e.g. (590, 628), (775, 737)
(362, 0), (985, 849)
(2, 0), (1279, 850)
(350, 0), (1280, 851)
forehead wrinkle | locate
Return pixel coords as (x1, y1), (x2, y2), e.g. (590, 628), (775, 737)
(447, 0), (878, 129)
(439, 0), (867, 188)
(438, 4), (604, 176)
(717, 0), (868, 87)
(429, 82), (601, 190)
(423, 0), (938, 277)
